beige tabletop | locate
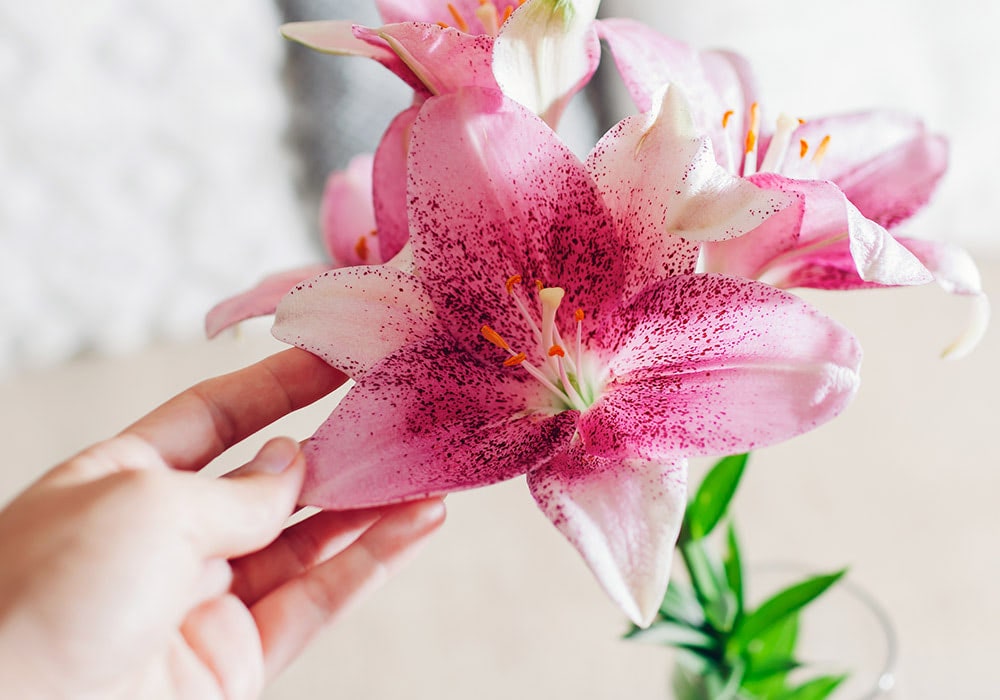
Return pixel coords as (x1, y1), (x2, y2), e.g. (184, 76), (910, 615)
(2, 258), (997, 699)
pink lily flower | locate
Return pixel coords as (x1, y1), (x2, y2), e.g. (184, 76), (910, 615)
(282, 0), (602, 260)
(272, 87), (862, 625)
(598, 19), (988, 357)
(205, 154), (381, 338)
(280, 0), (600, 127)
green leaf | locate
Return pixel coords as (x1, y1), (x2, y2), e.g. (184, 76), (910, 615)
(776, 674), (848, 700)
(624, 620), (717, 650)
(742, 613), (800, 697)
(682, 539), (737, 632)
(723, 522), (744, 616)
(686, 454), (748, 540)
(727, 569), (846, 659)
(660, 580), (706, 627)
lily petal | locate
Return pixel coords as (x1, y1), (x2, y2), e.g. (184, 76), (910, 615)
(746, 175), (933, 287)
(493, 0), (601, 127)
(321, 154), (381, 266)
(272, 265), (439, 378)
(300, 338), (579, 508)
(375, 22), (500, 96)
(586, 85), (790, 297)
(900, 237), (990, 359)
(374, 104), (422, 262)
(205, 264), (332, 339)
(406, 87), (625, 357)
(596, 18), (758, 172)
(529, 445), (687, 627)
(582, 274), (862, 460)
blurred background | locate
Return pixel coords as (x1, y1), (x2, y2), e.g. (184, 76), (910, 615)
(1, 0), (997, 697)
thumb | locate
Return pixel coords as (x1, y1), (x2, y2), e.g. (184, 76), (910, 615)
(188, 437), (306, 559)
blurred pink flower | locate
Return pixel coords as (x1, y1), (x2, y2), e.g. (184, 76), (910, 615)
(600, 19), (987, 356)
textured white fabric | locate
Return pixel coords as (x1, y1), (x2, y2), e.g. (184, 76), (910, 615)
(0, 2), (313, 375)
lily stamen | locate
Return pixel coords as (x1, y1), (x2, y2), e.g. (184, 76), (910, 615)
(446, 3), (471, 33)
(811, 134), (832, 165)
(742, 102), (760, 176)
(482, 278), (593, 412)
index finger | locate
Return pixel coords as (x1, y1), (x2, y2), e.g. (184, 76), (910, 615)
(121, 348), (347, 471)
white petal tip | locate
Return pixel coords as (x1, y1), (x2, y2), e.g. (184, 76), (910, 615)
(940, 294), (990, 360)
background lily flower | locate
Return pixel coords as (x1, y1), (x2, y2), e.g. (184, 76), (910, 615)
(205, 154), (379, 338)
(598, 18), (988, 356)
(281, 0), (602, 260)
(273, 87), (862, 626)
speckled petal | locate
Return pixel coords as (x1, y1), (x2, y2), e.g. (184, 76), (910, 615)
(596, 18), (759, 173)
(725, 174), (932, 287)
(205, 264), (332, 339)
(272, 265), (438, 378)
(493, 0), (601, 127)
(407, 87), (624, 360)
(529, 445), (687, 626)
(374, 104), (421, 262)
(586, 85), (789, 296)
(321, 154), (380, 266)
(376, 23), (499, 96)
(301, 338), (579, 508)
(281, 21), (422, 92)
(581, 274), (862, 460)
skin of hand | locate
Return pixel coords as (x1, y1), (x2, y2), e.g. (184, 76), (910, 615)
(0, 348), (446, 700)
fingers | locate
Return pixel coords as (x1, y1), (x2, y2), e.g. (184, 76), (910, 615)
(230, 507), (387, 607)
(180, 594), (263, 700)
(252, 498), (446, 681)
(121, 348), (347, 472)
(183, 438), (306, 559)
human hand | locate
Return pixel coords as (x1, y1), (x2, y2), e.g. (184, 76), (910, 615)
(0, 348), (446, 699)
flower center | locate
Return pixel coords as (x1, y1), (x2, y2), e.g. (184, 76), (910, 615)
(722, 103), (831, 178)
(480, 274), (598, 412)
(436, 0), (525, 36)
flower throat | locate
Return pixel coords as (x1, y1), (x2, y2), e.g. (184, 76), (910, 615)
(480, 275), (597, 412)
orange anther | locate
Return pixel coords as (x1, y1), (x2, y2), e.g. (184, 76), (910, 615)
(354, 235), (369, 262)
(503, 352), (527, 367)
(447, 3), (470, 32)
(722, 110), (734, 128)
(518, 0), (526, 5)
(501, 5), (514, 22)
(548, 345), (566, 358)
(744, 102), (760, 155)
(436, 21), (450, 28)
(812, 134), (831, 164)
(797, 118), (806, 125)
(574, 308), (585, 322)
(534, 279), (544, 291)
(481, 325), (511, 351)
(799, 139), (809, 158)
(505, 274), (522, 294)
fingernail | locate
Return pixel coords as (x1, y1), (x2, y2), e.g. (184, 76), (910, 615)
(247, 437), (300, 475)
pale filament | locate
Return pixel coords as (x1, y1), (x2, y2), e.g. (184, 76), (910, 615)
(482, 278), (590, 412)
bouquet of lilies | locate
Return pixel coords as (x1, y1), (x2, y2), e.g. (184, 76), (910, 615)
(206, 1), (986, 695)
